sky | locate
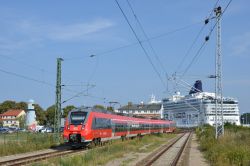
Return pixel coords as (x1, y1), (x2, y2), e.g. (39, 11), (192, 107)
(0, 0), (249, 113)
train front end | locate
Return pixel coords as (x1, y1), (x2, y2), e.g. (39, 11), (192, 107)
(63, 109), (90, 144)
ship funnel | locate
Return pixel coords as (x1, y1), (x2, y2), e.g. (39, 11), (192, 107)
(189, 80), (203, 94)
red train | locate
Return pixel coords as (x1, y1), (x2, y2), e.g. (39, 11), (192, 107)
(63, 107), (176, 145)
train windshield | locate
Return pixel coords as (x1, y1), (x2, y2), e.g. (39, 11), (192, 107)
(70, 112), (87, 125)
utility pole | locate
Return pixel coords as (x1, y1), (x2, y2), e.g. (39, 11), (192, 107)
(54, 58), (63, 144)
(215, 6), (224, 139)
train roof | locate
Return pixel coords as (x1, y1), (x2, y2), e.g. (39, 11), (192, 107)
(69, 106), (174, 123)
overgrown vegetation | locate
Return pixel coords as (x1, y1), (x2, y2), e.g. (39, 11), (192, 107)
(196, 123), (250, 166)
(0, 132), (62, 156)
(39, 133), (176, 166)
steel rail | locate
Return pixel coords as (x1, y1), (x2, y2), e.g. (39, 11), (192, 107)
(171, 132), (192, 166)
(136, 132), (192, 166)
(0, 149), (86, 166)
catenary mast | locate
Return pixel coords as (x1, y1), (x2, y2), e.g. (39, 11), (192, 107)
(54, 58), (63, 143)
(215, 6), (224, 139)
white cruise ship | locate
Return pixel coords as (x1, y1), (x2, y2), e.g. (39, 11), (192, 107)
(162, 80), (240, 127)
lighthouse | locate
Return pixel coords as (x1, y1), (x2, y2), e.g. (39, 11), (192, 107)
(26, 99), (37, 131)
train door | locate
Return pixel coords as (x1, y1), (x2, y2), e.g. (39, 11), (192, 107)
(111, 119), (115, 137)
(149, 123), (151, 133)
(127, 121), (130, 136)
(161, 124), (163, 133)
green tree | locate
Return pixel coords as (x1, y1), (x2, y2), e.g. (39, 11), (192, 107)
(45, 105), (56, 126)
(15, 102), (28, 111)
(63, 105), (76, 118)
(107, 106), (114, 112)
(0, 120), (3, 127)
(93, 105), (105, 110)
(34, 104), (46, 125)
(0, 100), (16, 114)
(240, 113), (250, 124)
(17, 115), (26, 128)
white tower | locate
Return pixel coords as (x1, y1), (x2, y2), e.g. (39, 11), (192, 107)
(26, 99), (37, 131)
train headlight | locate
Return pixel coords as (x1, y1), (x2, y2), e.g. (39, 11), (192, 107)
(82, 124), (85, 129)
(67, 125), (70, 130)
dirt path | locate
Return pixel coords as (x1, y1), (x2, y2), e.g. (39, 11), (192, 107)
(187, 133), (209, 166)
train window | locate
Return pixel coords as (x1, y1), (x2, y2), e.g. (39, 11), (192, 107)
(70, 112), (87, 125)
(92, 118), (111, 129)
(114, 123), (128, 132)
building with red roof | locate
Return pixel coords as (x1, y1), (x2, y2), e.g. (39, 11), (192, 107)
(0, 109), (26, 127)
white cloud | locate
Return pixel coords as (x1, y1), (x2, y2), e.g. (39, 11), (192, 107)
(17, 18), (115, 41)
(229, 32), (250, 56)
(47, 20), (114, 41)
(0, 18), (115, 54)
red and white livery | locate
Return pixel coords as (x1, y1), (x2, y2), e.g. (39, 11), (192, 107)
(63, 107), (175, 145)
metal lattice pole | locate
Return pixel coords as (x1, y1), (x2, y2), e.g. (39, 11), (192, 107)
(54, 58), (63, 143)
(215, 6), (224, 139)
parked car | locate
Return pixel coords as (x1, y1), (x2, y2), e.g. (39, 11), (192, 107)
(36, 125), (44, 132)
(39, 127), (53, 133)
(18, 128), (26, 132)
(0, 128), (9, 134)
(8, 127), (18, 133)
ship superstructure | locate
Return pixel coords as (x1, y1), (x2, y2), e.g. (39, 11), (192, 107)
(162, 81), (240, 127)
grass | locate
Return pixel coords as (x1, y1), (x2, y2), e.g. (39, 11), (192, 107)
(38, 133), (176, 166)
(196, 124), (250, 166)
(0, 132), (62, 157)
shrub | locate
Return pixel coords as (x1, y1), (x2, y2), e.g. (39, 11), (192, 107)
(196, 125), (250, 166)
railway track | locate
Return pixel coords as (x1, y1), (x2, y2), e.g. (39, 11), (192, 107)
(136, 132), (192, 166)
(0, 148), (87, 166)
(0, 132), (190, 166)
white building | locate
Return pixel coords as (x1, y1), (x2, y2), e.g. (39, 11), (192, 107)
(0, 109), (26, 127)
(117, 95), (164, 119)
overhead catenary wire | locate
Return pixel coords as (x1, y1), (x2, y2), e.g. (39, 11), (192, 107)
(208, 0), (233, 38)
(63, 21), (202, 61)
(175, 0), (220, 74)
(208, 0), (221, 19)
(180, 40), (207, 78)
(115, 0), (167, 89)
(0, 52), (101, 97)
(126, 0), (168, 77)
(0, 68), (54, 87)
(0, 67), (82, 95)
(0, 53), (89, 85)
(0, 54), (51, 74)
(0, 48), (100, 102)
(175, 25), (207, 73)
(62, 85), (96, 104)
(179, 0), (233, 79)
(87, 56), (99, 84)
